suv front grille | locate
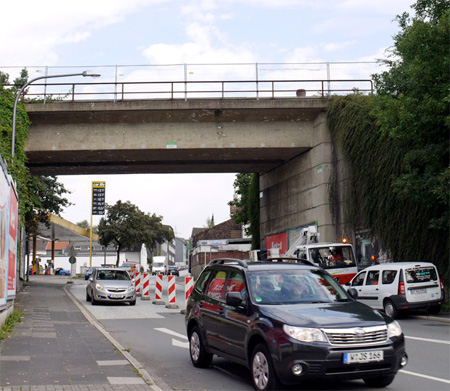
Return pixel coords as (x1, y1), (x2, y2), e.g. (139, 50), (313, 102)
(323, 325), (388, 346)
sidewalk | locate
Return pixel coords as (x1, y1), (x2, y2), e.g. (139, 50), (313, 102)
(0, 276), (159, 391)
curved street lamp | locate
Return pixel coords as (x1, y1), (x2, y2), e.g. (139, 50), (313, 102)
(11, 70), (101, 159)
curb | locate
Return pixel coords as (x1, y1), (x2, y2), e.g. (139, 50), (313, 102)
(63, 284), (165, 391)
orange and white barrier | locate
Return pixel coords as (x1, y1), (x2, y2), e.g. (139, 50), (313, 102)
(152, 274), (165, 305)
(141, 273), (150, 300)
(135, 273), (142, 295)
(185, 276), (193, 305)
(165, 275), (179, 309)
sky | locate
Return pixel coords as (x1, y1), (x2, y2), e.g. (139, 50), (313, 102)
(1, 0), (415, 239)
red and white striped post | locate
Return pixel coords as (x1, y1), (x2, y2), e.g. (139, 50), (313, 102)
(135, 273), (142, 296)
(152, 274), (165, 305)
(165, 275), (179, 309)
(141, 273), (150, 300)
(185, 276), (193, 305)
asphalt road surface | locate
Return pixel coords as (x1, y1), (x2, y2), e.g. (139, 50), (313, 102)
(70, 277), (450, 391)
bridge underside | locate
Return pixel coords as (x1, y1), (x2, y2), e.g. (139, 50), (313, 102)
(26, 147), (309, 175)
(25, 98), (325, 175)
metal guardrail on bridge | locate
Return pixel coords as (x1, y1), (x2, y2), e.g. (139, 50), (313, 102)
(11, 78), (373, 103)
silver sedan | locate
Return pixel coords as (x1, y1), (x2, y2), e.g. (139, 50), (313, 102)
(86, 267), (136, 305)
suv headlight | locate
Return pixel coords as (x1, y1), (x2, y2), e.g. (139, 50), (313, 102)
(387, 320), (402, 338)
(283, 325), (327, 343)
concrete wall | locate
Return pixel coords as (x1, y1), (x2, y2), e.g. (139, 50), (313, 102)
(260, 111), (350, 245)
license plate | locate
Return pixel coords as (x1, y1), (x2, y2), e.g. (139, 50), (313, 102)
(343, 351), (383, 364)
(109, 293), (124, 298)
(411, 288), (427, 294)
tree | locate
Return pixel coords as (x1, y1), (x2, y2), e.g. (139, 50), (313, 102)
(97, 200), (174, 265)
(24, 176), (72, 236)
(205, 214), (215, 228)
(76, 220), (98, 234)
(1, 70), (71, 238)
(372, 0), (450, 231)
(229, 173), (260, 249)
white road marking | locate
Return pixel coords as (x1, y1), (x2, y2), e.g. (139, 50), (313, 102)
(400, 370), (450, 385)
(172, 338), (189, 349)
(154, 327), (188, 340)
(405, 335), (450, 345)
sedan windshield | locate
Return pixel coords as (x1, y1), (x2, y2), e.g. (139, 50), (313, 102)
(96, 270), (131, 281)
(248, 269), (349, 304)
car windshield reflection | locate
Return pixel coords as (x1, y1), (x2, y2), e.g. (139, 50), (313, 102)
(248, 269), (349, 304)
(96, 270), (131, 281)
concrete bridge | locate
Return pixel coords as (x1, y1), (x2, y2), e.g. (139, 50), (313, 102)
(25, 96), (347, 244)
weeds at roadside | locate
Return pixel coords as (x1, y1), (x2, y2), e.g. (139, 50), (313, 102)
(0, 311), (24, 342)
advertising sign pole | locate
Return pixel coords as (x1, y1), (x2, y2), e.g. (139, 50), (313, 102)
(90, 182), (105, 267)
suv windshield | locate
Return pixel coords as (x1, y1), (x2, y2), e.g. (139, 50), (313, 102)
(248, 269), (349, 304)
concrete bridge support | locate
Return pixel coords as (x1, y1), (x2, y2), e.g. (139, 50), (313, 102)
(260, 111), (349, 245)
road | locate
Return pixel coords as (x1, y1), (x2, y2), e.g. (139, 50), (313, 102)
(69, 277), (450, 391)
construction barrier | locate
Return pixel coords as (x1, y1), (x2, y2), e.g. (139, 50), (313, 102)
(135, 273), (142, 295)
(165, 275), (179, 309)
(185, 276), (193, 305)
(152, 274), (165, 305)
(141, 273), (150, 300)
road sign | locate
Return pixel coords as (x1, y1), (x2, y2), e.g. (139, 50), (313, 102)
(92, 181), (105, 215)
(69, 256), (76, 264)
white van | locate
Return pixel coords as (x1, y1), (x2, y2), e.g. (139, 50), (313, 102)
(347, 262), (444, 318)
(152, 256), (167, 275)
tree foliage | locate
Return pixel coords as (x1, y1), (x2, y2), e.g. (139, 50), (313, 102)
(372, 0), (449, 230)
(97, 200), (174, 265)
(229, 173), (260, 249)
(0, 70), (71, 237)
(327, 0), (449, 282)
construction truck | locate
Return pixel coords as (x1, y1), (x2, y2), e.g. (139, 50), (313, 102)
(285, 225), (358, 284)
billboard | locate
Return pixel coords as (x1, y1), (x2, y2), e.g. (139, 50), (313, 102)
(0, 158), (9, 309)
(265, 231), (288, 256)
(7, 183), (18, 298)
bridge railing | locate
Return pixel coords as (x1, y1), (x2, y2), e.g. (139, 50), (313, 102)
(11, 79), (373, 102)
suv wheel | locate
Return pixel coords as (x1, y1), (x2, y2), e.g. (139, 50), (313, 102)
(189, 326), (212, 368)
(383, 299), (398, 318)
(251, 343), (279, 391)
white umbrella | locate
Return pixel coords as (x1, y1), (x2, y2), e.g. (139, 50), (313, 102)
(140, 243), (148, 271)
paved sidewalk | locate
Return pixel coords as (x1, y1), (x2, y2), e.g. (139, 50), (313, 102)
(0, 276), (159, 391)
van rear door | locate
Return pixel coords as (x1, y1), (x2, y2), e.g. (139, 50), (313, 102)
(404, 265), (442, 303)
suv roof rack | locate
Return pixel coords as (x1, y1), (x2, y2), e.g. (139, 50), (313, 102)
(209, 258), (248, 268)
(262, 257), (316, 267)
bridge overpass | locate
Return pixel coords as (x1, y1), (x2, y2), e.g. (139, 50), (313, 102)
(24, 95), (347, 245)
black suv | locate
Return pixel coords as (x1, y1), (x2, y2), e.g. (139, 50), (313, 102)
(185, 258), (408, 391)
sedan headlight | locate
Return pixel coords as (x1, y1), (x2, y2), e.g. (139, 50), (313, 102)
(387, 320), (402, 338)
(283, 325), (327, 343)
(95, 283), (104, 291)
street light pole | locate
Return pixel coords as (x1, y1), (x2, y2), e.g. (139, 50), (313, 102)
(11, 70), (101, 159)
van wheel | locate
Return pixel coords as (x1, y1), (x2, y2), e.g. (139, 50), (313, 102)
(251, 343), (279, 391)
(189, 326), (212, 368)
(363, 374), (395, 388)
(429, 304), (441, 315)
(383, 299), (398, 318)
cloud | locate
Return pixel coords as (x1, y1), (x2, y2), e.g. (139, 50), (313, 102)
(0, 0), (169, 65)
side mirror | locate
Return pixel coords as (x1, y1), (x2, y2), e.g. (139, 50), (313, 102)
(89, 277), (93, 282)
(347, 288), (358, 301)
(226, 291), (245, 307)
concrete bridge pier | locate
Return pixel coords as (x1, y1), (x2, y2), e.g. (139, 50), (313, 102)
(260, 111), (348, 246)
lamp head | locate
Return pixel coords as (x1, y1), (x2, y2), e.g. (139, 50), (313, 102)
(82, 70), (101, 77)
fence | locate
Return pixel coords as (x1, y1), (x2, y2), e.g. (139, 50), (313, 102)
(0, 62), (382, 102)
